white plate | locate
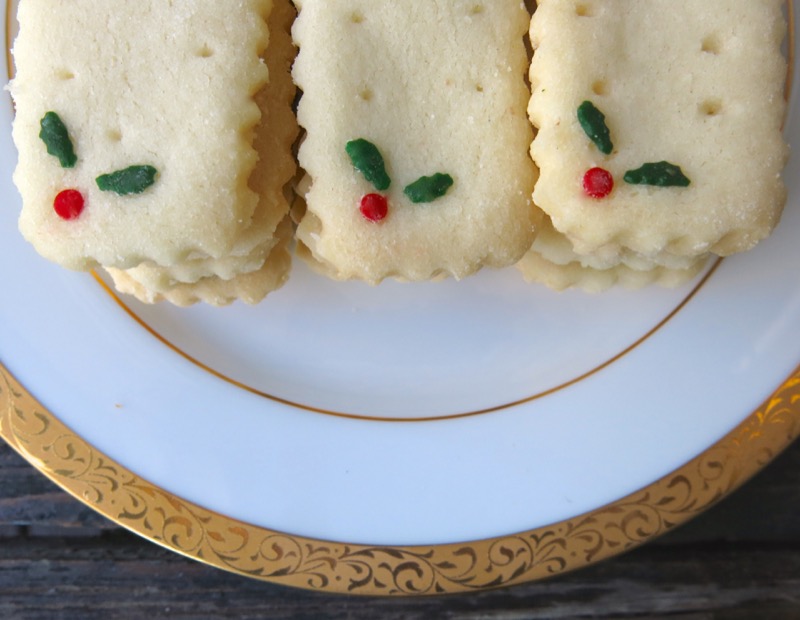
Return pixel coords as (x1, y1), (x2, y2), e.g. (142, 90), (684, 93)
(1, 0), (799, 593)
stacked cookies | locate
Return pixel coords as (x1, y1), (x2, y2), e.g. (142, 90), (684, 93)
(10, 0), (297, 306)
(518, 0), (789, 292)
(10, 0), (791, 303)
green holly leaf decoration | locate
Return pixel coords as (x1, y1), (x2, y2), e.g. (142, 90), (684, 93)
(403, 173), (454, 204)
(346, 139), (391, 191)
(96, 165), (158, 196)
(577, 101), (614, 155)
(39, 112), (77, 169)
(624, 162), (691, 188)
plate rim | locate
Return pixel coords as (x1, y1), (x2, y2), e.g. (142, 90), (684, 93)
(3, 360), (800, 595)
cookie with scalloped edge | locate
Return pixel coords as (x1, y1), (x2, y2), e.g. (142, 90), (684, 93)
(106, 0), (298, 299)
(11, 0), (273, 270)
(107, 218), (293, 307)
(292, 0), (539, 284)
(529, 0), (788, 261)
(531, 215), (707, 273)
(517, 245), (709, 294)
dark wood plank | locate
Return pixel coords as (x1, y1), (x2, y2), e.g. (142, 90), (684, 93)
(0, 535), (798, 620)
(0, 443), (115, 533)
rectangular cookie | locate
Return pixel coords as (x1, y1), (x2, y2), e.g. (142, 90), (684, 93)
(528, 0), (789, 261)
(11, 0), (274, 271)
(104, 0), (298, 306)
(292, 0), (539, 284)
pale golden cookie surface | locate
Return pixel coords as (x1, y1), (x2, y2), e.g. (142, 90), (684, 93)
(11, 0), (272, 270)
(293, 0), (539, 284)
(528, 0), (788, 260)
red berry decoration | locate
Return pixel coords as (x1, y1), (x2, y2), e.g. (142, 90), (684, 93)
(53, 189), (85, 220)
(583, 167), (614, 199)
(360, 193), (389, 223)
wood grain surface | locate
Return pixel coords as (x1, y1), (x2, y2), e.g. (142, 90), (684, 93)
(2, 439), (800, 619)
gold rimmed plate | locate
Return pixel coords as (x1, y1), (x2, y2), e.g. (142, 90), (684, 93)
(1, 1), (798, 595)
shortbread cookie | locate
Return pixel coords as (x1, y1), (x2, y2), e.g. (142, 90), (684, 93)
(531, 216), (707, 273)
(106, 0), (298, 300)
(11, 0), (273, 270)
(107, 218), (293, 307)
(518, 237), (709, 293)
(528, 0), (789, 261)
(292, 0), (539, 284)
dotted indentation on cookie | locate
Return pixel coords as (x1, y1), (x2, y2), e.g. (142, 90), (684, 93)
(350, 11), (365, 24)
(591, 80), (607, 96)
(469, 4), (485, 16)
(106, 129), (123, 142)
(701, 35), (722, 55)
(56, 69), (75, 81)
(700, 99), (723, 117)
(359, 88), (373, 102)
(196, 45), (214, 58)
(575, 3), (595, 17)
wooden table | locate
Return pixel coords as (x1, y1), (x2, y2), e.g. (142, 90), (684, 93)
(2, 438), (800, 619)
